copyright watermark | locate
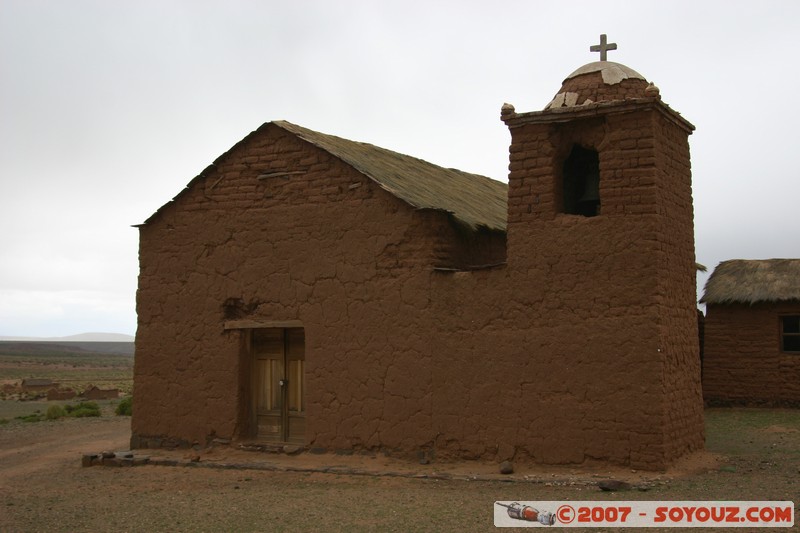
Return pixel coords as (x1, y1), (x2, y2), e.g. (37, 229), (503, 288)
(494, 501), (795, 527)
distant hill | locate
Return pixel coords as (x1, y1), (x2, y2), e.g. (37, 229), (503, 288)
(0, 332), (135, 342)
(0, 341), (134, 356)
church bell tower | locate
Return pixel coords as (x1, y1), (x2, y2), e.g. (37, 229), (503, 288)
(499, 35), (704, 467)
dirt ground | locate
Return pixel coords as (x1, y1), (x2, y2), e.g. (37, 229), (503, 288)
(0, 408), (798, 532)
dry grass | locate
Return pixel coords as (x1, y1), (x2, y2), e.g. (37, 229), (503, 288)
(0, 344), (133, 395)
(701, 259), (800, 304)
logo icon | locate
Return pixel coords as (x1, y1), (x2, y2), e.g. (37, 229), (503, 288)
(495, 502), (556, 525)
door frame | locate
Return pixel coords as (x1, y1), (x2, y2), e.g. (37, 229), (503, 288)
(248, 326), (305, 444)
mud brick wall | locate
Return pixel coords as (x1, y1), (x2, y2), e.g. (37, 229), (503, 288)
(134, 125), (447, 449)
(703, 302), (800, 405)
(425, 103), (701, 470)
(651, 110), (705, 462)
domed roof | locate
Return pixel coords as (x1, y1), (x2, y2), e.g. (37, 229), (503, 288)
(566, 61), (645, 83)
(545, 61), (657, 110)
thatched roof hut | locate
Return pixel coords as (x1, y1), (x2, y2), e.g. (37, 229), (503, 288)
(701, 259), (800, 305)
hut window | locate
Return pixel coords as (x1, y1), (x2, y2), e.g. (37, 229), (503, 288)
(562, 145), (600, 217)
(781, 316), (800, 353)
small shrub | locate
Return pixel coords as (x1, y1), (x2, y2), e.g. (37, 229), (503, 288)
(46, 405), (67, 420)
(0, 418), (9, 425)
(67, 401), (101, 418)
(16, 413), (43, 423)
(115, 396), (132, 416)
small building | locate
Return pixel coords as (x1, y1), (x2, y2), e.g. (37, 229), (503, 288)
(82, 385), (120, 400)
(47, 387), (77, 401)
(133, 49), (703, 470)
(701, 259), (800, 405)
(21, 378), (56, 392)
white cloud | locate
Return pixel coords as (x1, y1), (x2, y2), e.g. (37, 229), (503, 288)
(1, 0), (799, 335)
(0, 288), (135, 337)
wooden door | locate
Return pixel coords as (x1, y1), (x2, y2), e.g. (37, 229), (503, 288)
(252, 328), (305, 443)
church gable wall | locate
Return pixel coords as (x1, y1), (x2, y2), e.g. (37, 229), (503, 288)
(134, 126), (452, 449)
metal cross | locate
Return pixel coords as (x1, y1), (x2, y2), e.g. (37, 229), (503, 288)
(590, 34), (617, 61)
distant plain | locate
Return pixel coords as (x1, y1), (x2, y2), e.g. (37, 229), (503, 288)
(0, 341), (134, 402)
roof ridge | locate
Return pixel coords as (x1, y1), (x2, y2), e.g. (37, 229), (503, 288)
(141, 120), (509, 232)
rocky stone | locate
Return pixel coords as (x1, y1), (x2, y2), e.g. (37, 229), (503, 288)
(417, 450), (431, 465)
(283, 445), (303, 455)
(597, 479), (632, 492)
(496, 443), (515, 462)
(499, 461), (514, 475)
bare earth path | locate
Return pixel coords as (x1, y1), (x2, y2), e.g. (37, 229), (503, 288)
(0, 409), (798, 532)
(0, 417), (129, 482)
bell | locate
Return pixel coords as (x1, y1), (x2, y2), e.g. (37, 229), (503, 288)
(577, 172), (600, 203)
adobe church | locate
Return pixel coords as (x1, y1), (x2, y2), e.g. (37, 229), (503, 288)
(132, 37), (704, 470)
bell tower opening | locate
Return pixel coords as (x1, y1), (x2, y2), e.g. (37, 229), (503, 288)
(562, 144), (600, 217)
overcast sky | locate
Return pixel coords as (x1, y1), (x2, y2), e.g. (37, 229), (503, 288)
(1, 1), (798, 337)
